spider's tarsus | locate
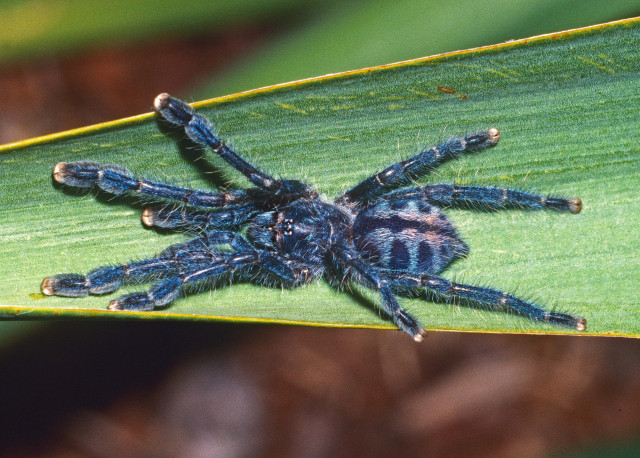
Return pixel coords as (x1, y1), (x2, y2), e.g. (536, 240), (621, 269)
(40, 274), (90, 297)
(154, 92), (194, 126)
(141, 208), (155, 227)
(108, 300), (123, 311)
(52, 162), (68, 184)
(546, 310), (587, 332)
(569, 198), (582, 214)
(153, 93), (171, 111)
(413, 328), (427, 342)
(40, 277), (55, 296)
(487, 127), (500, 145)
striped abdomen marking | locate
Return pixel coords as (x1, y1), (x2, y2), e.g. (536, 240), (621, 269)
(352, 199), (468, 275)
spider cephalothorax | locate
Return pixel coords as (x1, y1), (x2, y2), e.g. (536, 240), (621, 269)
(41, 94), (586, 341)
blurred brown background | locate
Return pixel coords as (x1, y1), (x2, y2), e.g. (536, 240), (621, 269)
(2, 2), (640, 456)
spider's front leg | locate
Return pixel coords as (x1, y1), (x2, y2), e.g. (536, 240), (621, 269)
(52, 161), (271, 231)
(154, 94), (316, 200)
(52, 160), (258, 208)
(337, 128), (500, 205)
(383, 270), (587, 331)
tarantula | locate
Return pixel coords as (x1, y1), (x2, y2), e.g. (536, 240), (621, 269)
(41, 94), (586, 341)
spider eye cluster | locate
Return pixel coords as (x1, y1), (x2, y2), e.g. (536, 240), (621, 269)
(249, 211), (306, 252)
(282, 219), (294, 236)
(247, 211), (279, 251)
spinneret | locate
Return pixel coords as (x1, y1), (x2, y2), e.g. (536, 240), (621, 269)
(41, 94), (586, 340)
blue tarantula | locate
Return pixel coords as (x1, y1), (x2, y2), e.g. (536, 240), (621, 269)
(41, 94), (586, 341)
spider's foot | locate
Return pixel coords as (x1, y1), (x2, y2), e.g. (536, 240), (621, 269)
(413, 327), (428, 343)
(42, 267), (124, 297)
(542, 196), (583, 214)
(575, 317), (587, 332)
(464, 128), (500, 151)
(109, 293), (154, 311)
(546, 311), (587, 331)
(395, 308), (427, 342)
(141, 207), (159, 227)
(52, 161), (99, 188)
(108, 278), (181, 311)
(154, 93), (194, 126)
(568, 198), (582, 214)
(154, 93), (217, 147)
(142, 206), (206, 229)
(52, 161), (135, 195)
(487, 127), (500, 145)
(41, 274), (90, 297)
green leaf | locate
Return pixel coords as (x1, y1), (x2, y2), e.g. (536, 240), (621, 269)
(194, 0), (640, 98)
(1, 19), (638, 336)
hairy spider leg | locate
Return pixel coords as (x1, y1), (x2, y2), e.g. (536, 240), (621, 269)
(335, 245), (427, 341)
(154, 93), (316, 199)
(108, 250), (312, 311)
(41, 231), (255, 297)
(108, 252), (258, 310)
(141, 204), (260, 231)
(52, 161), (257, 208)
(381, 184), (583, 213)
(382, 270), (587, 331)
(337, 128), (500, 205)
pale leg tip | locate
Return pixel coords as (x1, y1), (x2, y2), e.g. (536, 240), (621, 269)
(41, 277), (55, 296)
(141, 208), (154, 227)
(487, 127), (500, 145)
(154, 93), (171, 111)
(52, 162), (68, 184)
(413, 328), (427, 342)
(576, 318), (587, 332)
(569, 198), (582, 214)
(108, 300), (122, 311)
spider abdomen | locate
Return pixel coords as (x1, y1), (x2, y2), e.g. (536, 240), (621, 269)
(352, 199), (469, 274)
